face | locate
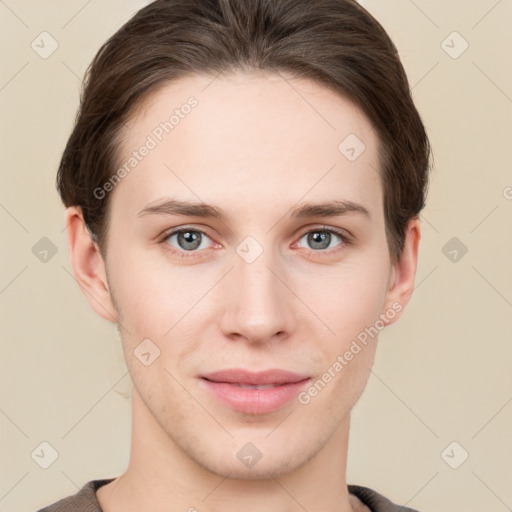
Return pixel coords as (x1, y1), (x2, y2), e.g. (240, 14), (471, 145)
(95, 72), (403, 478)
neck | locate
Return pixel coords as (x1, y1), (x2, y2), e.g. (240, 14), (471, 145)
(97, 387), (359, 512)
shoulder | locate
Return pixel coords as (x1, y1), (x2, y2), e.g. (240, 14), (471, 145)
(348, 484), (422, 512)
(34, 479), (115, 512)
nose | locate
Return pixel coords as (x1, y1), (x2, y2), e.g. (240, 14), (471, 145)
(218, 242), (294, 345)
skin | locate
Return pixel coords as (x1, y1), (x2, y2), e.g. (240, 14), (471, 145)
(66, 71), (420, 512)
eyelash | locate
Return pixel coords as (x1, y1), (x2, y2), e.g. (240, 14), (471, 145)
(159, 225), (352, 259)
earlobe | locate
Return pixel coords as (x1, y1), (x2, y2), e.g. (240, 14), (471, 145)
(381, 217), (421, 327)
(65, 206), (118, 324)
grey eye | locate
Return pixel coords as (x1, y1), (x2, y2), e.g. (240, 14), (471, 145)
(297, 230), (343, 251)
(166, 230), (212, 251)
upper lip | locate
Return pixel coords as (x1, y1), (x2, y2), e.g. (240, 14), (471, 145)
(201, 368), (310, 385)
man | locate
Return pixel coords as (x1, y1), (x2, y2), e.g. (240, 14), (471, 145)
(38, 1), (431, 510)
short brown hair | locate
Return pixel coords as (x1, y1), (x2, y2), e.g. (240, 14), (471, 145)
(56, 0), (432, 263)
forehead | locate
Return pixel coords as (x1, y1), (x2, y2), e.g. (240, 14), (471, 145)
(110, 71), (382, 219)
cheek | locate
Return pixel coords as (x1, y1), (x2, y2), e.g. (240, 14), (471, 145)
(109, 234), (390, 352)
(298, 265), (385, 413)
(302, 256), (389, 340)
(107, 246), (218, 385)
(108, 245), (208, 332)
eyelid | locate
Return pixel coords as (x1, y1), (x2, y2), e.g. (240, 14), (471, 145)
(160, 225), (212, 241)
(292, 225), (353, 255)
(296, 224), (352, 242)
(159, 225), (217, 256)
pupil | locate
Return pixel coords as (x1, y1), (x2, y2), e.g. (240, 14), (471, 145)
(310, 231), (329, 250)
(179, 231), (200, 250)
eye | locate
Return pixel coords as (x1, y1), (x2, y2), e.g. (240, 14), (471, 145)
(159, 225), (351, 259)
(295, 226), (350, 253)
(162, 227), (215, 257)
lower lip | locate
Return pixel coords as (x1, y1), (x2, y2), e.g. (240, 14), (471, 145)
(200, 378), (311, 415)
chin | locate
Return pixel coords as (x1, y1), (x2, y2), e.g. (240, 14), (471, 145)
(193, 441), (313, 480)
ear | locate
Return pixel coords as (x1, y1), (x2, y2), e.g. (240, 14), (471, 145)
(65, 206), (118, 324)
(380, 217), (421, 326)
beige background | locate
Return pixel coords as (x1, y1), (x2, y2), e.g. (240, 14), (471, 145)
(1, 1), (511, 511)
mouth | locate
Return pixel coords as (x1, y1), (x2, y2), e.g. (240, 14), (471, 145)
(199, 368), (311, 415)
(201, 368), (310, 385)
(223, 383), (284, 389)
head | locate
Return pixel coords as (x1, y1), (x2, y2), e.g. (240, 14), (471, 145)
(60, 0), (431, 479)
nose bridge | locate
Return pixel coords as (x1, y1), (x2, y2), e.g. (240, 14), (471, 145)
(220, 234), (291, 342)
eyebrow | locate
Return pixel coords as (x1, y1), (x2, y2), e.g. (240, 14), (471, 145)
(137, 198), (371, 221)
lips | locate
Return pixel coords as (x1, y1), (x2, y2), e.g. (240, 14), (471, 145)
(201, 368), (310, 386)
(199, 368), (311, 414)
(231, 383), (278, 389)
